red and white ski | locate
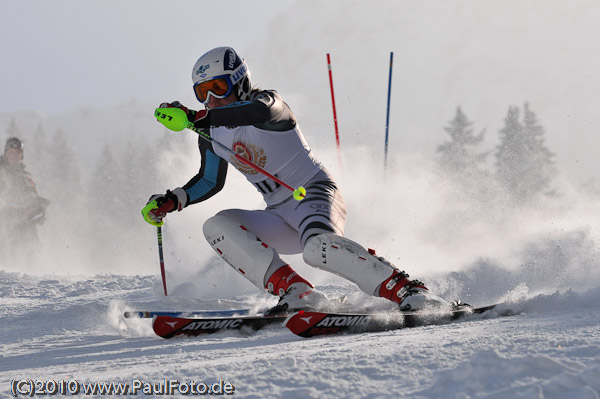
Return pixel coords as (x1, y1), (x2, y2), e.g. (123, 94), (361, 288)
(152, 313), (289, 339)
(284, 304), (500, 338)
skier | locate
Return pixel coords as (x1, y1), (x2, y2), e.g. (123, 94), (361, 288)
(143, 46), (447, 313)
(0, 137), (49, 260)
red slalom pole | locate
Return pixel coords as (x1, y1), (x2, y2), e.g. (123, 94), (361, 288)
(327, 53), (342, 165)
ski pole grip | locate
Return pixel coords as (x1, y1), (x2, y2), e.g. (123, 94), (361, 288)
(141, 200), (164, 227)
(155, 107), (190, 132)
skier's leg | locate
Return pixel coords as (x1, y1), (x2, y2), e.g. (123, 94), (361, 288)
(202, 211), (327, 311)
(302, 233), (447, 310)
(279, 171), (445, 310)
(216, 208), (303, 255)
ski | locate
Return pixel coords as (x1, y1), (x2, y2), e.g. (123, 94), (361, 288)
(152, 313), (289, 339)
(284, 304), (502, 338)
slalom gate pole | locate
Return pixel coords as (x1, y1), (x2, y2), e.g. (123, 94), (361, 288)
(154, 107), (306, 201)
(327, 53), (342, 167)
(157, 226), (168, 296)
(384, 51), (394, 171)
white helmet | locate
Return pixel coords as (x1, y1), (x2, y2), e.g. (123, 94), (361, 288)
(191, 47), (252, 104)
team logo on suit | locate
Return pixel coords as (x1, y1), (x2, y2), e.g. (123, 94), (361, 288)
(231, 141), (267, 175)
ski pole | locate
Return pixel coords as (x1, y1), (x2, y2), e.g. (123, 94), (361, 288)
(157, 226), (168, 296)
(154, 107), (306, 200)
(140, 202), (169, 295)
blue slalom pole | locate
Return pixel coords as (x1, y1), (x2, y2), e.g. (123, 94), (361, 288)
(384, 52), (393, 170)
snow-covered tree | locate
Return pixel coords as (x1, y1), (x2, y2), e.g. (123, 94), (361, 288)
(87, 144), (122, 216)
(495, 103), (557, 203)
(47, 128), (82, 199)
(437, 107), (489, 182)
(115, 140), (159, 227)
(20, 123), (49, 195)
(84, 143), (133, 263)
(31, 123), (48, 165)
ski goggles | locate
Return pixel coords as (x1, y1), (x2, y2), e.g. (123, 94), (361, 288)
(193, 61), (248, 104)
(193, 75), (235, 104)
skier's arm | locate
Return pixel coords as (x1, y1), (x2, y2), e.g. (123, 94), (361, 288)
(193, 91), (296, 132)
(181, 135), (228, 205)
(143, 136), (227, 226)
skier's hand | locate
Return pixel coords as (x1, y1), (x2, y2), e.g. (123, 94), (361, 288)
(143, 197), (173, 226)
(141, 188), (187, 226)
(158, 101), (193, 119)
(158, 101), (209, 128)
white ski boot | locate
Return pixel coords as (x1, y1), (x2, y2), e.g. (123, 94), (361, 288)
(397, 282), (450, 311)
(362, 247), (449, 311)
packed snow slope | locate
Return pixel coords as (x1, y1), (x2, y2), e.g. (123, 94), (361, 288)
(1, 270), (600, 398)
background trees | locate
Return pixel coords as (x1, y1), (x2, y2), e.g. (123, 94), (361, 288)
(437, 107), (489, 184)
(436, 102), (557, 205)
(495, 103), (557, 202)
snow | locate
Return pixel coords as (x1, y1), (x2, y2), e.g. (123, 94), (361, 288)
(2, 270), (600, 398)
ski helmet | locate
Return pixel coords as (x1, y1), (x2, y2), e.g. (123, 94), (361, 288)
(191, 47), (252, 104)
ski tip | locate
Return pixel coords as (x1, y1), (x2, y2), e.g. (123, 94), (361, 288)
(152, 316), (179, 339)
(123, 311), (149, 318)
(282, 310), (304, 328)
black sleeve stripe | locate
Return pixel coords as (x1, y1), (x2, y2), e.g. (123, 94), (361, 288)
(300, 221), (336, 246)
(298, 213), (332, 229)
(208, 90), (296, 132)
(305, 180), (338, 191)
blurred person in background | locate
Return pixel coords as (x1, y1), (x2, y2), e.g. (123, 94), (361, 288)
(0, 137), (49, 262)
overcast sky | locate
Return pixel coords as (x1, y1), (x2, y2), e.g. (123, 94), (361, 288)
(0, 0), (294, 114)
